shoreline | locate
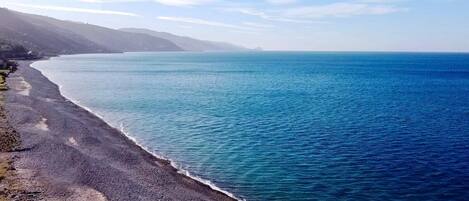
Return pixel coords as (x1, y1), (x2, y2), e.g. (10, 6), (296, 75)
(39, 58), (241, 200)
(5, 60), (239, 201)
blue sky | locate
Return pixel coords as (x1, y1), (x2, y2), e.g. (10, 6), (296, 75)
(1, 0), (469, 51)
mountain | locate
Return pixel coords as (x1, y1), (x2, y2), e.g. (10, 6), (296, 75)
(0, 8), (182, 56)
(0, 8), (111, 55)
(120, 28), (249, 52)
(0, 8), (251, 57)
(17, 13), (183, 53)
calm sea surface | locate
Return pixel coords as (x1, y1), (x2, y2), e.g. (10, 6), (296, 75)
(33, 52), (469, 201)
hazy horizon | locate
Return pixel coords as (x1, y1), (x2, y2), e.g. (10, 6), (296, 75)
(1, 0), (469, 52)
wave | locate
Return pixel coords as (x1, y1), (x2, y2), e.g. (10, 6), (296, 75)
(118, 122), (244, 201)
(32, 61), (244, 201)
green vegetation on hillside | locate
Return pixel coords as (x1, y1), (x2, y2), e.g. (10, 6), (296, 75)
(0, 59), (17, 91)
(0, 40), (38, 60)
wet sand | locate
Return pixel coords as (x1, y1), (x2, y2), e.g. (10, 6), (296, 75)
(4, 61), (237, 201)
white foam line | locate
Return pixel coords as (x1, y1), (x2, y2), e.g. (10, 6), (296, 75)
(31, 61), (245, 201)
(119, 123), (244, 200)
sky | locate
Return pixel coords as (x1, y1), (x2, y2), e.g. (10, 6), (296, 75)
(1, 0), (469, 51)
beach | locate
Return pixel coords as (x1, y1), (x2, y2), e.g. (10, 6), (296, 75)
(1, 60), (237, 201)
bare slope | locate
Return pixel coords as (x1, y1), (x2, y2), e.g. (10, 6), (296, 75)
(0, 8), (183, 55)
(0, 8), (111, 55)
(120, 28), (249, 51)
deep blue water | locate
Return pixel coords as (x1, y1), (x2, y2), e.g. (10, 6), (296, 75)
(34, 52), (469, 201)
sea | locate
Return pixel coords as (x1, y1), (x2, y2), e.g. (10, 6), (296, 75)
(33, 52), (469, 201)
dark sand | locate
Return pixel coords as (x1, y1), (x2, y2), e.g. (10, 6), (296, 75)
(0, 70), (37, 201)
(3, 61), (237, 201)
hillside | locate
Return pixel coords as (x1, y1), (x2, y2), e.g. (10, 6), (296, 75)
(18, 13), (183, 52)
(0, 8), (111, 56)
(0, 39), (38, 59)
(0, 8), (251, 56)
(120, 28), (248, 52)
(0, 8), (182, 56)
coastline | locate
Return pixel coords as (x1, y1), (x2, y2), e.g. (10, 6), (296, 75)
(4, 60), (239, 201)
(33, 57), (241, 200)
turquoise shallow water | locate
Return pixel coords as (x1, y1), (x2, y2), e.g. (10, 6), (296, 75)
(34, 52), (469, 201)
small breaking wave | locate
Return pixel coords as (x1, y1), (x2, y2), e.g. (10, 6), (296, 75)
(119, 122), (244, 201)
(33, 61), (243, 200)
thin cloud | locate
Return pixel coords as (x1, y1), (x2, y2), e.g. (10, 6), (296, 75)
(154, 0), (215, 6)
(265, 0), (297, 5)
(9, 3), (139, 16)
(157, 16), (249, 30)
(242, 22), (274, 29)
(80, 0), (216, 6)
(357, 0), (405, 3)
(223, 1), (402, 24)
(80, 0), (143, 2)
(225, 8), (320, 24)
(284, 3), (403, 18)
